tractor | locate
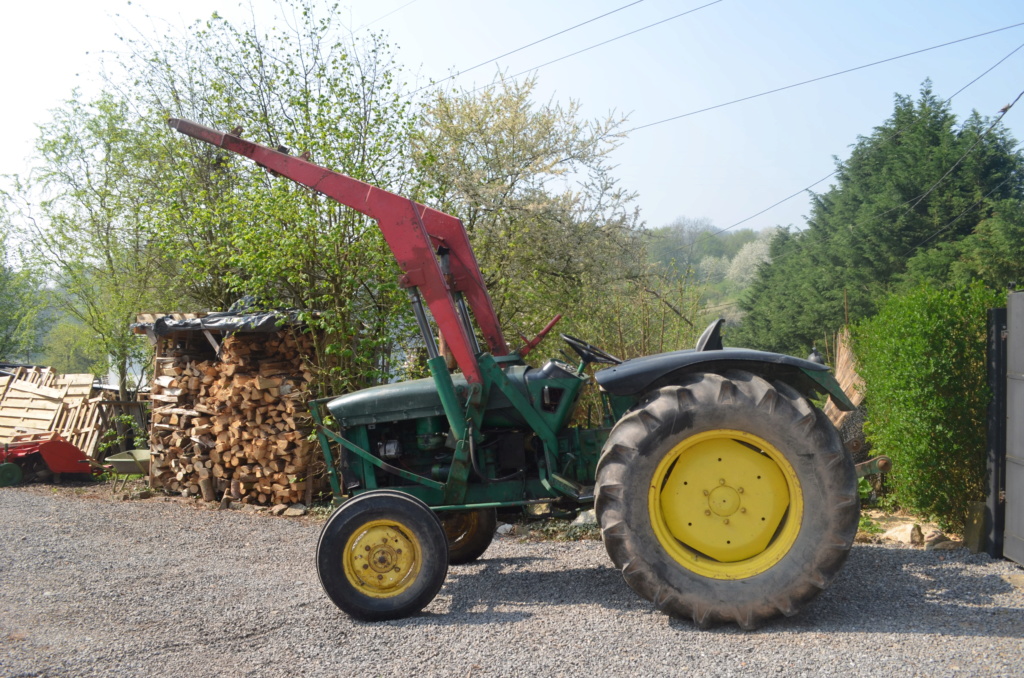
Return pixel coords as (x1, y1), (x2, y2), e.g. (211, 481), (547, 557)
(169, 118), (865, 629)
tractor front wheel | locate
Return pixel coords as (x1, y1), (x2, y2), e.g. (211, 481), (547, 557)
(594, 371), (858, 629)
(316, 490), (449, 621)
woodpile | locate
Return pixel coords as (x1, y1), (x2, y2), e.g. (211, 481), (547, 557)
(147, 329), (317, 505)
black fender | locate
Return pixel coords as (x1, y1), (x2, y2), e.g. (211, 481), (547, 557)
(595, 347), (854, 410)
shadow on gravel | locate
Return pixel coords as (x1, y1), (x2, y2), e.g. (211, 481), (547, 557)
(411, 545), (1024, 637)
(777, 545), (1024, 639)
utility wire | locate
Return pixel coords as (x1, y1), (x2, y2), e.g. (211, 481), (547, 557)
(689, 48), (1024, 312)
(900, 93), (1024, 257)
(469, 0), (724, 94)
(903, 89), (1024, 218)
(352, 0), (421, 34)
(629, 20), (1024, 133)
(900, 172), (1018, 256)
(703, 95), (1021, 312)
(411, 0), (650, 95)
(700, 39), (1024, 242)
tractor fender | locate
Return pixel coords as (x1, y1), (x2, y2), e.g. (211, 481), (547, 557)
(594, 347), (855, 411)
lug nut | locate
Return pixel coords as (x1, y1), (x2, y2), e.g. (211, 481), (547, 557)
(703, 489), (709, 496)
(719, 478), (725, 485)
(738, 487), (744, 494)
(704, 510), (711, 516)
(723, 519), (729, 525)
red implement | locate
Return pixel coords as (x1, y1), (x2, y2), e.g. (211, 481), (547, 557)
(167, 119), (509, 384)
(1, 437), (97, 476)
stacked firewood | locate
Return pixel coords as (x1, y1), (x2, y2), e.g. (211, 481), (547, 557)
(148, 330), (317, 505)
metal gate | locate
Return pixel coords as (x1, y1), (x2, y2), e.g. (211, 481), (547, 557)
(1004, 291), (1024, 565)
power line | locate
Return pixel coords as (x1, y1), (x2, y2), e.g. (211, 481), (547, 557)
(689, 49), (1024, 312)
(903, 89), (1024, 217)
(900, 172), (1018, 256)
(469, 0), (725, 94)
(722, 92), (1022, 306)
(900, 92), (1024, 257)
(411, 0), (650, 95)
(629, 20), (1024, 133)
(352, 0), (421, 34)
(946, 41), (1024, 101)
(702, 39), (1024, 242)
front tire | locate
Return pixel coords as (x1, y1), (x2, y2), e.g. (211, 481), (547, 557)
(316, 490), (449, 621)
(594, 370), (858, 629)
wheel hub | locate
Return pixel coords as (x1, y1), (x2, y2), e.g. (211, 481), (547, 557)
(343, 521), (421, 598)
(656, 431), (793, 564)
(708, 485), (740, 516)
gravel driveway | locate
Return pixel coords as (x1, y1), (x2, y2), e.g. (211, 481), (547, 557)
(2, 484), (1023, 678)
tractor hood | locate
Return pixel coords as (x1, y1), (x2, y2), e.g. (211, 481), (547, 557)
(326, 365), (533, 429)
(594, 347), (855, 410)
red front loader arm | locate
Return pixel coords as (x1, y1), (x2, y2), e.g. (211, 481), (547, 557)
(168, 119), (509, 384)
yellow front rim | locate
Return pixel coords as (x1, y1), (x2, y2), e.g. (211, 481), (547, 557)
(649, 429), (803, 580)
(342, 519), (422, 598)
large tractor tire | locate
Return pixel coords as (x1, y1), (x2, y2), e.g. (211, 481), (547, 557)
(594, 370), (859, 630)
(441, 508), (497, 565)
(317, 490), (449, 621)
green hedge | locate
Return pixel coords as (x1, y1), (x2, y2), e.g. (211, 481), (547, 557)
(852, 283), (1003, 533)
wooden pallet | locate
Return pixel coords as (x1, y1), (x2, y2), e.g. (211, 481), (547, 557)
(0, 368), (148, 457)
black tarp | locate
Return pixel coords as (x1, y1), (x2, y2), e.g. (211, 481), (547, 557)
(132, 310), (305, 337)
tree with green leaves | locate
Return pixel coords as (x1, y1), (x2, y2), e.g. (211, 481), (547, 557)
(0, 217), (46, 362)
(411, 74), (648, 343)
(42, 320), (108, 376)
(91, 0), (418, 394)
(646, 217), (758, 277)
(11, 94), (172, 398)
(731, 83), (1023, 354)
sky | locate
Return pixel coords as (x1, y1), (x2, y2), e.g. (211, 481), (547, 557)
(2, 0), (1022, 233)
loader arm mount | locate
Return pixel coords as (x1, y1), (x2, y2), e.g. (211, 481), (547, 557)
(167, 118), (509, 385)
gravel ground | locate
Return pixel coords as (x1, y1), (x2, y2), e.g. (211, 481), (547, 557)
(2, 484), (1024, 678)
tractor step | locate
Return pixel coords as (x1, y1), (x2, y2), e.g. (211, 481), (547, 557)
(550, 474), (594, 502)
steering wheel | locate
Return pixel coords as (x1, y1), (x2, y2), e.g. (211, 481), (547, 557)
(560, 334), (622, 365)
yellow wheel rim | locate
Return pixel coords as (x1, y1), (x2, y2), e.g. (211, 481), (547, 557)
(649, 429), (803, 580)
(342, 519), (423, 598)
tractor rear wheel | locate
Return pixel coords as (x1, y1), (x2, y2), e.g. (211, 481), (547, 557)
(594, 370), (858, 629)
(316, 490), (449, 621)
(442, 508), (497, 564)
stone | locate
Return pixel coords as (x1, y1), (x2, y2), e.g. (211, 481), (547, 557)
(924, 530), (949, 547)
(283, 506), (307, 517)
(496, 523), (515, 535)
(882, 523), (924, 545)
(929, 539), (963, 551)
(572, 509), (597, 525)
(269, 504), (289, 516)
